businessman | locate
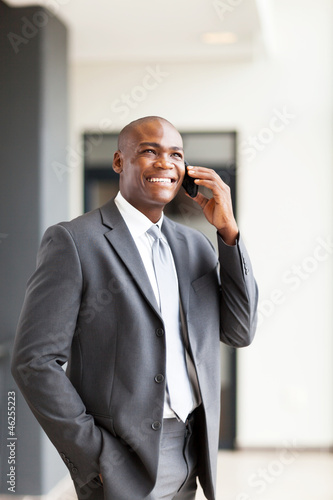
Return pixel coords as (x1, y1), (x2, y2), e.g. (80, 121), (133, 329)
(12, 116), (258, 500)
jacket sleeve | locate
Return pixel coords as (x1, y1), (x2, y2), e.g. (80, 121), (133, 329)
(217, 232), (258, 347)
(11, 224), (103, 487)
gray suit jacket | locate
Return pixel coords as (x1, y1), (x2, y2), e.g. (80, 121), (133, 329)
(12, 198), (258, 500)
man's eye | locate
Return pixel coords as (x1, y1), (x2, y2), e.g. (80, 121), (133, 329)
(172, 152), (183, 158)
(143, 149), (155, 154)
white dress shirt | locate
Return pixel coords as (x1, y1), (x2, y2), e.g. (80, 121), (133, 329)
(114, 191), (185, 418)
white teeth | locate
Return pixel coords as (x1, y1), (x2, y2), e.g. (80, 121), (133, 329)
(147, 178), (172, 183)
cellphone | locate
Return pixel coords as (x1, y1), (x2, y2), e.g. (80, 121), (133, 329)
(182, 161), (198, 198)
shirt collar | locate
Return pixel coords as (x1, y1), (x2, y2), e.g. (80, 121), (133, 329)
(114, 192), (164, 238)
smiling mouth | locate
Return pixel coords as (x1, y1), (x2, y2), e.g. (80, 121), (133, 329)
(146, 177), (174, 184)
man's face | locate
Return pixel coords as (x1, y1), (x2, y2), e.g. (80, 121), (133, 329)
(113, 119), (185, 220)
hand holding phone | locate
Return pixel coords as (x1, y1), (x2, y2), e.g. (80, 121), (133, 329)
(182, 161), (198, 198)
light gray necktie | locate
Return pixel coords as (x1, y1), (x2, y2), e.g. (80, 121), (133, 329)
(147, 225), (193, 422)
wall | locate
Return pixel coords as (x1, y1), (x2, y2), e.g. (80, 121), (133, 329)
(0, 2), (69, 494)
(68, 0), (333, 447)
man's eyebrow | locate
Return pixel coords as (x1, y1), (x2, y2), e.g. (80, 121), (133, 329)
(138, 142), (184, 151)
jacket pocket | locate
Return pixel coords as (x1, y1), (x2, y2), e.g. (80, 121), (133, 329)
(89, 412), (117, 437)
(191, 267), (218, 293)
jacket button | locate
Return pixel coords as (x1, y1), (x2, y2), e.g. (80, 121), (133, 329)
(72, 468), (78, 474)
(152, 421), (161, 431)
(154, 374), (164, 383)
(156, 328), (164, 337)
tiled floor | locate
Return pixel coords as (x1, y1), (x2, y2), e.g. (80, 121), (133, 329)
(1, 450), (333, 499)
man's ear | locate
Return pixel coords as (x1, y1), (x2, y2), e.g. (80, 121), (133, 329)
(113, 150), (123, 173)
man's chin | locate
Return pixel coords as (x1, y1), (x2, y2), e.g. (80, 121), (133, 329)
(146, 184), (180, 204)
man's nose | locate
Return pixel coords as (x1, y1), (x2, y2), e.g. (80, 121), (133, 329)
(154, 156), (173, 169)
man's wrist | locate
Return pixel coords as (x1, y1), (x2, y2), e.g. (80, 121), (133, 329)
(217, 225), (239, 246)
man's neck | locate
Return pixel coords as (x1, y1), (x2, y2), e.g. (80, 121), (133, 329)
(119, 193), (164, 223)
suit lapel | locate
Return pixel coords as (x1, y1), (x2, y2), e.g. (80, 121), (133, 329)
(100, 199), (161, 317)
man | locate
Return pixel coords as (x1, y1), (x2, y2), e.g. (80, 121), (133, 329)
(12, 116), (258, 500)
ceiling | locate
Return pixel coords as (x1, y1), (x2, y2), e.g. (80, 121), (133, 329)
(5, 0), (272, 63)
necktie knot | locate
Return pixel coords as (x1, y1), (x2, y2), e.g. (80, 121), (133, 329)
(147, 224), (161, 241)
(147, 225), (168, 266)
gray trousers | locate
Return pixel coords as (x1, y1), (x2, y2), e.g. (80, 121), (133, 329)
(146, 413), (198, 500)
(74, 411), (199, 500)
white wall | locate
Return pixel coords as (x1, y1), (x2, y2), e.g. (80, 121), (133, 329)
(68, 0), (333, 447)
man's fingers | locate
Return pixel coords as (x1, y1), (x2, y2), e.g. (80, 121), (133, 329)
(187, 166), (220, 179)
(185, 190), (208, 207)
(187, 166), (228, 192)
(185, 165), (233, 211)
(193, 191), (209, 208)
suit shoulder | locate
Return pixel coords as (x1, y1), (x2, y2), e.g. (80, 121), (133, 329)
(55, 198), (118, 238)
(36, 210), (102, 256)
(41, 208), (101, 247)
(59, 207), (101, 231)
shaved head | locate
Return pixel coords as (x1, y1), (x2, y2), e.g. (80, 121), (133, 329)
(117, 116), (180, 151)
